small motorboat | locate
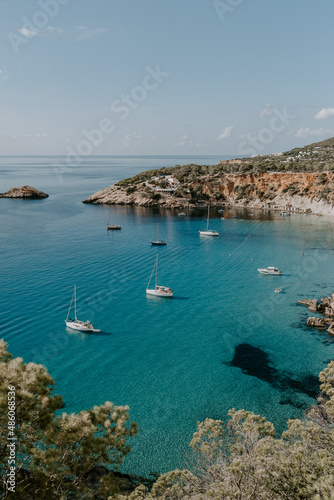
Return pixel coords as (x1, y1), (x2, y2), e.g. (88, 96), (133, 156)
(258, 267), (282, 276)
(275, 287), (282, 293)
(178, 212), (185, 217)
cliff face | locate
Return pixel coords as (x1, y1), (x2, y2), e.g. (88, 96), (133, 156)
(83, 172), (334, 216)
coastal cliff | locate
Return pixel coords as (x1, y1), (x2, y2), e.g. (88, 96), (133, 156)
(0, 186), (49, 199)
(83, 137), (334, 216)
(83, 171), (334, 216)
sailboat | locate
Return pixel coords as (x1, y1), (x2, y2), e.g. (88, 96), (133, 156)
(107, 212), (121, 230)
(199, 206), (219, 236)
(146, 255), (173, 297)
(65, 286), (101, 332)
(151, 224), (166, 246)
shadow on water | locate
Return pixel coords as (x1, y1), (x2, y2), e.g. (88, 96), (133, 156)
(225, 343), (320, 406)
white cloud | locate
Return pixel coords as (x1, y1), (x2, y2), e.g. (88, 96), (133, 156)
(123, 132), (142, 147)
(314, 107), (334, 120)
(46, 26), (64, 35)
(241, 132), (255, 140)
(260, 104), (273, 117)
(18, 27), (37, 37)
(295, 127), (334, 139)
(0, 69), (8, 83)
(217, 126), (233, 140)
(172, 134), (189, 147)
(22, 133), (49, 138)
(75, 27), (106, 41)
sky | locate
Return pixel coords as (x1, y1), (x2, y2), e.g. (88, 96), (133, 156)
(1, 0), (334, 156)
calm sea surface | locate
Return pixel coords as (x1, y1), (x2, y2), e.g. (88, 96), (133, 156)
(1, 156), (334, 477)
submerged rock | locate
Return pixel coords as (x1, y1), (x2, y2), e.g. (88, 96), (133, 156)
(0, 185), (48, 199)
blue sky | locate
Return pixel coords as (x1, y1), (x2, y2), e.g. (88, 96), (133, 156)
(1, 0), (334, 156)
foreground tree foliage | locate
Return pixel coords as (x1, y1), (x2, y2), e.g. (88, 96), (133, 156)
(115, 362), (334, 500)
(0, 340), (138, 498)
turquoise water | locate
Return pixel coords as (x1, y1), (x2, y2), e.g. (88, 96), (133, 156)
(1, 156), (334, 477)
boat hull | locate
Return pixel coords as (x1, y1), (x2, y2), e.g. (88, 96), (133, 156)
(65, 320), (100, 332)
(258, 268), (282, 275)
(146, 288), (173, 297)
(107, 226), (121, 230)
(151, 240), (166, 246)
(199, 230), (219, 236)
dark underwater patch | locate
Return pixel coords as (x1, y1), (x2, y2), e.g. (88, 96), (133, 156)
(225, 343), (319, 401)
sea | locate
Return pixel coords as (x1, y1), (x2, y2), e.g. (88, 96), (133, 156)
(1, 155), (334, 478)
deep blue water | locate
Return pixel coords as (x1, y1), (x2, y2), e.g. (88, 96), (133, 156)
(1, 156), (334, 477)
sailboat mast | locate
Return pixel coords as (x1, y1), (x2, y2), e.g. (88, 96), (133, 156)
(74, 285), (77, 321)
(157, 224), (159, 241)
(207, 205), (210, 231)
(155, 255), (158, 288)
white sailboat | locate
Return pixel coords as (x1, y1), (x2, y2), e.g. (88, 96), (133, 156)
(146, 255), (173, 297)
(151, 224), (166, 246)
(65, 286), (101, 332)
(199, 206), (219, 236)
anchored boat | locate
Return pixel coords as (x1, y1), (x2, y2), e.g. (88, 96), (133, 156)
(65, 286), (101, 332)
(258, 267), (282, 276)
(199, 206), (219, 237)
(107, 212), (121, 230)
(151, 224), (166, 246)
(146, 255), (173, 297)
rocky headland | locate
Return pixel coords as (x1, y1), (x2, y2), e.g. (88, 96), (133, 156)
(83, 137), (334, 216)
(83, 171), (334, 216)
(0, 186), (49, 199)
(299, 295), (334, 335)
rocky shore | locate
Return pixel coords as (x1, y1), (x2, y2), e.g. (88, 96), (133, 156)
(0, 186), (49, 199)
(299, 295), (334, 335)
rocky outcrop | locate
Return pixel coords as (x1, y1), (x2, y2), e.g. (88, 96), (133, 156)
(298, 299), (318, 312)
(306, 317), (327, 329)
(301, 293), (334, 335)
(83, 184), (191, 208)
(327, 324), (334, 335)
(0, 186), (49, 199)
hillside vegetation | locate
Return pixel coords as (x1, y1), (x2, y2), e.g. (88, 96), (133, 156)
(115, 137), (334, 187)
